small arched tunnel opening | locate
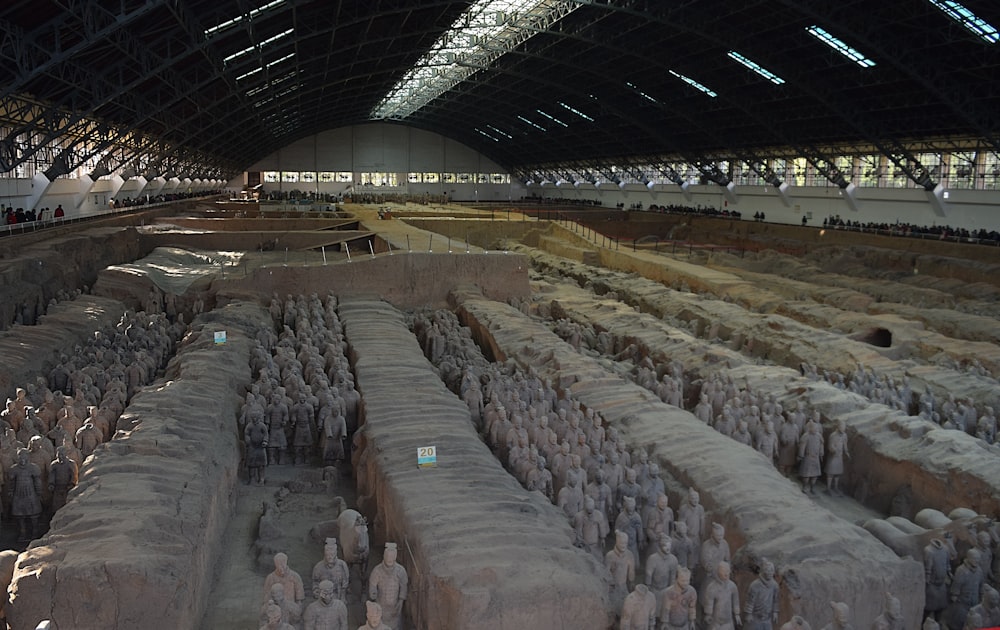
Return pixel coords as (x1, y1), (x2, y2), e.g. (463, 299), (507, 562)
(849, 327), (893, 347)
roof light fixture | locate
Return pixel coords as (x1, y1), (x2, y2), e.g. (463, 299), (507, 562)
(626, 81), (661, 103)
(536, 109), (568, 127)
(927, 0), (999, 43)
(726, 51), (786, 84)
(667, 71), (718, 98)
(558, 101), (594, 121)
(204, 0), (286, 39)
(516, 114), (546, 132)
(805, 25), (876, 67)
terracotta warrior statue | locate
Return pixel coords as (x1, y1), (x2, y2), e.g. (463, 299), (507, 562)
(606, 530), (636, 612)
(368, 543), (408, 630)
(263, 552), (305, 605)
(743, 560), (779, 630)
(312, 538), (350, 602)
(302, 579), (349, 630)
(620, 583), (656, 630)
(703, 561), (741, 630)
(660, 566), (698, 630)
(824, 420), (849, 496)
(8, 447), (42, 541)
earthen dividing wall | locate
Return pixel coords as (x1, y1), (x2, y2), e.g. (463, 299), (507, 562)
(7, 302), (268, 630)
(544, 286), (1000, 519)
(230, 253), (531, 310)
(339, 298), (610, 630)
(452, 291), (925, 628)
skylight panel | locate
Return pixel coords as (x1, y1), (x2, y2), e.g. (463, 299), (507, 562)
(806, 25), (876, 67)
(626, 81), (661, 104)
(536, 109), (568, 127)
(223, 28), (293, 66)
(205, 0), (286, 39)
(558, 101), (594, 121)
(928, 0), (999, 43)
(516, 114), (546, 132)
(727, 51), (785, 84)
(371, 0), (581, 120)
(475, 128), (500, 142)
(486, 124), (513, 139)
(667, 71), (718, 98)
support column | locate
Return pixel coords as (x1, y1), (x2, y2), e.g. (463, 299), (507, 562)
(25, 172), (53, 213)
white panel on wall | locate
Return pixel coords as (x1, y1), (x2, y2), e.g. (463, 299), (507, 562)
(316, 127), (354, 170)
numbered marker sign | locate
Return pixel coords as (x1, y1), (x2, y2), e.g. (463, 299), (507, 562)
(214, 331), (227, 345)
(417, 446), (437, 468)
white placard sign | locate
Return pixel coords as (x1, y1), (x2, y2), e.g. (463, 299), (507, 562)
(417, 445), (437, 468)
(214, 331), (227, 345)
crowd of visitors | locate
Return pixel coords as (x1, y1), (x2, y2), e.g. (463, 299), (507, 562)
(823, 214), (1000, 245)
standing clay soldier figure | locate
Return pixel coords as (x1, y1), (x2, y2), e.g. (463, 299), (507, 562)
(923, 538), (950, 620)
(303, 579), (349, 630)
(358, 601), (392, 630)
(819, 601), (853, 630)
(660, 567), (697, 630)
(620, 583), (657, 630)
(777, 418), (800, 476)
(703, 561), (741, 630)
(8, 448), (42, 541)
(573, 496), (609, 560)
(291, 393), (315, 465)
(312, 538), (350, 602)
(615, 496), (646, 563)
(824, 420), (849, 496)
(678, 488), (705, 562)
(368, 542), (408, 630)
(671, 521), (696, 571)
(606, 530), (636, 612)
(797, 423), (823, 495)
(263, 552), (306, 606)
(743, 561), (779, 630)
(946, 548), (984, 630)
(319, 410), (347, 468)
(700, 523), (731, 594)
(872, 593), (904, 630)
(245, 413), (269, 485)
(267, 393), (289, 465)
(644, 535), (679, 617)
(47, 445), (78, 511)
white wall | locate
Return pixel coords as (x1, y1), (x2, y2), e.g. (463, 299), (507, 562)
(528, 182), (1000, 232)
(241, 122), (517, 201)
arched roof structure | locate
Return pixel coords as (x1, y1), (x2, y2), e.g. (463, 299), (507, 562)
(2, 0), (998, 185)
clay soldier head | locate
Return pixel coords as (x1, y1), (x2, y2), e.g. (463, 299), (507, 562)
(658, 535), (672, 555)
(317, 579), (336, 605)
(383, 542), (398, 567)
(676, 566), (691, 589)
(761, 560), (775, 582)
(324, 538), (339, 563)
(365, 601), (385, 627)
(656, 493), (669, 511)
(584, 496), (596, 515)
(688, 488), (699, 506)
(623, 495), (636, 514)
(830, 602), (850, 627)
(273, 552), (290, 577)
(711, 522), (725, 543)
(614, 530), (628, 553)
(716, 561), (731, 582)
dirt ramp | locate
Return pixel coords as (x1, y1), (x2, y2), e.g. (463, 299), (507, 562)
(7, 302), (269, 630)
(339, 298), (609, 630)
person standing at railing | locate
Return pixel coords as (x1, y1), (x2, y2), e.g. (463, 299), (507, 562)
(53, 205), (64, 218)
